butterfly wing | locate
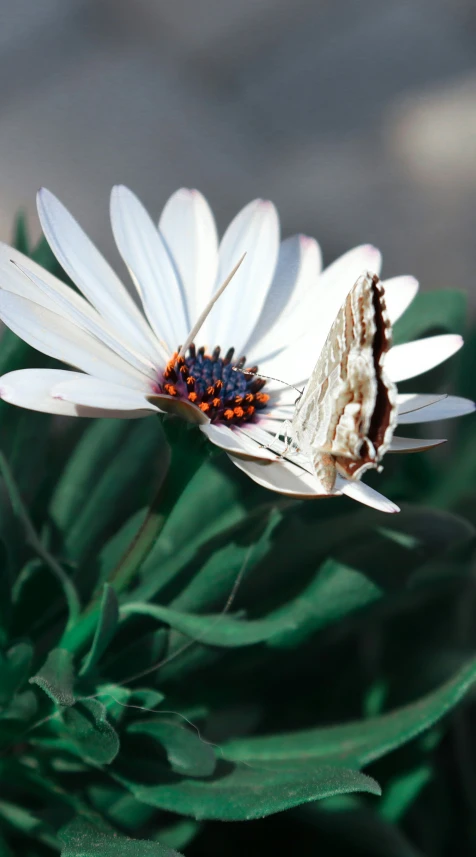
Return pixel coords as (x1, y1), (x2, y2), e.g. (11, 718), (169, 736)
(292, 271), (397, 491)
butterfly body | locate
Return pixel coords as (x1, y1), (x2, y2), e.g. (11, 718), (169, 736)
(292, 272), (398, 492)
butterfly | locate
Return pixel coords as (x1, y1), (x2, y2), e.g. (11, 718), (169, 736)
(289, 271), (398, 492)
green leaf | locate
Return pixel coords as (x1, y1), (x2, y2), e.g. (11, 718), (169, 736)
(0, 797), (57, 849)
(121, 558), (381, 650)
(96, 684), (132, 725)
(380, 764), (432, 822)
(30, 648), (76, 707)
(61, 699), (120, 765)
(0, 642), (32, 707)
(393, 289), (467, 345)
(12, 211), (30, 255)
(265, 558), (382, 649)
(156, 820), (200, 852)
(170, 506), (283, 613)
(134, 459), (250, 604)
(80, 585), (119, 676)
(0, 452), (80, 627)
(222, 656), (476, 767)
(51, 418), (168, 563)
(96, 509), (148, 587)
(115, 759), (380, 821)
(50, 420), (131, 536)
(59, 817), (183, 856)
(128, 718), (216, 778)
(120, 601), (289, 648)
(0, 540), (11, 644)
(3, 690), (38, 724)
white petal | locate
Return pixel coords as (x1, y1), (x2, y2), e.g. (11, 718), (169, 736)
(313, 245), (382, 356)
(158, 188), (218, 328)
(255, 246), (383, 386)
(397, 394), (475, 424)
(386, 335), (463, 382)
(52, 376), (160, 413)
(37, 188), (164, 364)
(0, 242), (95, 315)
(199, 423), (281, 461)
(257, 336), (314, 390)
(0, 369), (147, 418)
(389, 435), (446, 452)
(0, 291), (151, 389)
(382, 276), (419, 324)
(205, 200), (280, 354)
(340, 480), (400, 513)
(11, 259), (157, 380)
(246, 235), (322, 358)
(111, 185), (188, 352)
(230, 455), (331, 497)
(257, 413), (294, 431)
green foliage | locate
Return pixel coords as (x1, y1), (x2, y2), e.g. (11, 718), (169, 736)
(0, 221), (474, 855)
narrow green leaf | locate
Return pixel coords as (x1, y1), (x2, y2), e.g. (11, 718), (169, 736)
(0, 642), (32, 707)
(3, 689), (37, 723)
(80, 585), (119, 676)
(128, 718), (216, 778)
(266, 558), (382, 648)
(135, 460), (249, 603)
(0, 797), (57, 848)
(60, 817), (183, 856)
(380, 764), (432, 822)
(0, 452), (80, 628)
(52, 418), (167, 563)
(61, 699), (120, 765)
(12, 211), (30, 254)
(50, 420), (131, 535)
(115, 759), (380, 821)
(30, 648), (76, 707)
(170, 506), (283, 613)
(0, 540), (11, 644)
(120, 601), (288, 648)
(157, 820), (200, 852)
(121, 559), (381, 649)
(222, 656), (476, 766)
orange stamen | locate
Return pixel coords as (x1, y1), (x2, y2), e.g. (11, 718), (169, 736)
(255, 393), (270, 404)
(234, 406), (244, 418)
(164, 384), (178, 396)
(188, 392), (198, 402)
(224, 409), (234, 420)
(212, 398), (221, 408)
(199, 402), (210, 413)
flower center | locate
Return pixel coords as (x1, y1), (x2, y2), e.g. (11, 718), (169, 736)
(157, 345), (270, 425)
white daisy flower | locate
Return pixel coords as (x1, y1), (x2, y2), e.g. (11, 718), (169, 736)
(0, 186), (472, 514)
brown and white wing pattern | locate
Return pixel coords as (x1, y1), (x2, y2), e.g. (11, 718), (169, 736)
(292, 271), (397, 492)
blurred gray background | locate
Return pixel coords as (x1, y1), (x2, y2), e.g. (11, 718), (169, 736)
(0, 0), (475, 302)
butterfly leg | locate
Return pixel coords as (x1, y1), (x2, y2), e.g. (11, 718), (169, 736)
(267, 419), (300, 458)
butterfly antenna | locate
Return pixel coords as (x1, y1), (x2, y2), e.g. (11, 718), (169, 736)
(232, 367), (303, 397)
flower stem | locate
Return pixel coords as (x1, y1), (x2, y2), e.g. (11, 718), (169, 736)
(108, 418), (209, 592)
(60, 417), (211, 653)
